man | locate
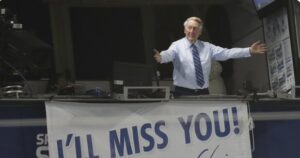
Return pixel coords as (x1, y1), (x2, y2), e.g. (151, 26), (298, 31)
(153, 16), (267, 96)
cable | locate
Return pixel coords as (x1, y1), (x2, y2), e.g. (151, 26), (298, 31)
(0, 55), (33, 97)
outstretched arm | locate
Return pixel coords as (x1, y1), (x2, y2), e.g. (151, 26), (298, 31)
(250, 41), (267, 54)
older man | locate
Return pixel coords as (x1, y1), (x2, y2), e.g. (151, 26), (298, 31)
(154, 16), (266, 96)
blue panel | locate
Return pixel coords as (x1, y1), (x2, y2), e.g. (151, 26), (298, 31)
(253, 120), (300, 158)
(0, 126), (47, 158)
(0, 101), (48, 158)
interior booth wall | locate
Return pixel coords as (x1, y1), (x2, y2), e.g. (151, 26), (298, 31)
(225, 0), (269, 94)
(287, 0), (300, 85)
(49, 0), (271, 95)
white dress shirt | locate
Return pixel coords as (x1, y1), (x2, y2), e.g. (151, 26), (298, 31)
(160, 37), (251, 89)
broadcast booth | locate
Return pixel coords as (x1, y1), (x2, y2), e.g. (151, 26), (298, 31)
(1, 0), (300, 158)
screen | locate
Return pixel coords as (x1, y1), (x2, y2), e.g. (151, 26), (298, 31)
(112, 61), (153, 87)
(253, 0), (276, 10)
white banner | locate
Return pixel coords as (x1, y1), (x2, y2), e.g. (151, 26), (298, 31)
(46, 101), (252, 158)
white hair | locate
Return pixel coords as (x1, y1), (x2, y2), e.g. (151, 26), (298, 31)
(183, 17), (203, 28)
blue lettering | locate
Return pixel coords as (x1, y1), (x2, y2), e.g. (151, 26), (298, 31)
(86, 134), (99, 158)
(66, 134), (73, 146)
(75, 136), (82, 158)
(132, 126), (141, 154)
(232, 107), (240, 134)
(155, 120), (168, 149)
(109, 128), (133, 158)
(194, 113), (212, 141)
(178, 115), (193, 144)
(56, 134), (102, 158)
(57, 140), (64, 158)
(110, 120), (169, 157)
(214, 109), (230, 137)
(141, 123), (155, 152)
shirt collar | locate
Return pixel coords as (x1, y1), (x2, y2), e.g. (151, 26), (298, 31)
(184, 37), (199, 49)
(184, 37), (198, 49)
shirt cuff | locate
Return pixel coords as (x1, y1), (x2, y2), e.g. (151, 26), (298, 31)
(246, 47), (252, 57)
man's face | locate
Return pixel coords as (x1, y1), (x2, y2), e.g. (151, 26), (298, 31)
(184, 20), (202, 43)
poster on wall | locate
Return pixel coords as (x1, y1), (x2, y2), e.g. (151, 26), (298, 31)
(263, 8), (295, 92)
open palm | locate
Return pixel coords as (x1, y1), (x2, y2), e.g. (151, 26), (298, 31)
(250, 41), (267, 54)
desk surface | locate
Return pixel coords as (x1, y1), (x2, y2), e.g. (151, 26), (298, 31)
(0, 95), (299, 111)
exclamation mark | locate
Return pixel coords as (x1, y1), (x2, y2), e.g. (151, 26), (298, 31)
(232, 107), (240, 134)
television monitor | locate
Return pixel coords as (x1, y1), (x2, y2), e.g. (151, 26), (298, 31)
(253, 0), (276, 10)
(252, 0), (287, 18)
(112, 61), (153, 88)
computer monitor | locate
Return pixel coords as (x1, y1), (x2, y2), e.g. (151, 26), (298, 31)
(112, 61), (153, 88)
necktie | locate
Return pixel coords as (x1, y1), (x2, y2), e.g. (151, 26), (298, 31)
(191, 44), (204, 87)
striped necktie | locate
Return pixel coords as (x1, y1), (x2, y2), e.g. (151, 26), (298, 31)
(191, 44), (204, 87)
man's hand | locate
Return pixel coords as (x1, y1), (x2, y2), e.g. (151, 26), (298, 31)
(250, 41), (267, 54)
(153, 49), (161, 63)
